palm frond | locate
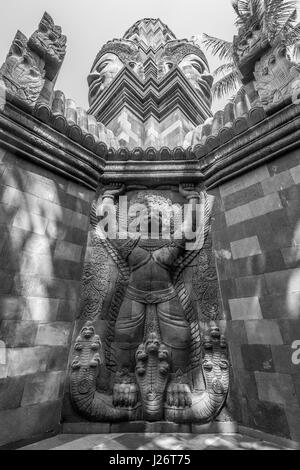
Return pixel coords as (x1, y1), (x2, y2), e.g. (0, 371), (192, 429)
(213, 62), (236, 77)
(202, 33), (234, 61)
(212, 70), (242, 100)
(264, 0), (299, 38)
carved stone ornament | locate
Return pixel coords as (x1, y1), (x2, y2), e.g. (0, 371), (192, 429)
(28, 12), (67, 80)
(70, 185), (229, 424)
(0, 31), (45, 108)
(253, 42), (300, 106)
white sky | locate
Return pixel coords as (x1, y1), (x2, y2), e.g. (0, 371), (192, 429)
(0, 0), (299, 113)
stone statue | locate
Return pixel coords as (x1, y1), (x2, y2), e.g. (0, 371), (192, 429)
(0, 31), (45, 108)
(88, 53), (124, 106)
(70, 184), (229, 423)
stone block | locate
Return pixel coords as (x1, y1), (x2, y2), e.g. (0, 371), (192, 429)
(223, 183), (264, 212)
(0, 296), (26, 320)
(57, 299), (78, 322)
(232, 250), (285, 278)
(278, 319), (300, 343)
(229, 342), (244, 369)
(259, 294), (291, 319)
(225, 320), (248, 343)
(54, 240), (82, 263)
(0, 376), (26, 410)
(241, 344), (274, 372)
(245, 319), (283, 345)
(285, 407), (300, 442)
(281, 247), (300, 267)
(19, 252), (54, 278)
(25, 175), (57, 202)
(233, 368), (259, 399)
(66, 182), (94, 202)
(268, 150), (300, 176)
(261, 170), (294, 195)
(0, 270), (14, 295)
(0, 399), (61, 446)
(229, 297), (262, 320)
(7, 346), (49, 377)
(290, 164), (300, 184)
(35, 322), (72, 346)
(265, 269), (300, 295)
(225, 204), (252, 227)
(235, 274), (268, 297)
(246, 398), (291, 438)
(231, 236), (262, 260)
(2, 167), (28, 191)
(250, 193), (282, 218)
(46, 346), (70, 371)
(271, 345), (299, 375)
(22, 297), (60, 322)
(21, 371), (63, 406)
(255, 371), (298, 406)
(0, 320), (38, 347)
(12, 209), (48, 236)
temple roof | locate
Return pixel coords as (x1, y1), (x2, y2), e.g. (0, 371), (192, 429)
(123, 18), (176, 50)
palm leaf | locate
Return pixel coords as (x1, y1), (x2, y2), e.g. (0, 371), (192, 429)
(212, 70), (242, 100)
(213, 62), (236, 77)
(202, 33), (234, 61)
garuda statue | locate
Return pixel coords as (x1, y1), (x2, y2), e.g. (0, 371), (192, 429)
(70, 183), (229, 424)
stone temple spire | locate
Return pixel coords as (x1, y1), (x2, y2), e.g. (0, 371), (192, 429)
(123, 18), (176, 50)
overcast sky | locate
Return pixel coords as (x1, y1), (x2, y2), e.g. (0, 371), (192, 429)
(0, 0), (299, 113)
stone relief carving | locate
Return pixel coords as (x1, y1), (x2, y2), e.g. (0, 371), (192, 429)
(253, 42), (300, 106)
(0, 12), (66, 108)
(0, 31), (45, 108)
(28, 12), (67, 80)
(70, 184), (229, 423)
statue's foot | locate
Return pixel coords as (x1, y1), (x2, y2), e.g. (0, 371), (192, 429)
(112, 372), (139, 408)
(166, 381), (192, 408)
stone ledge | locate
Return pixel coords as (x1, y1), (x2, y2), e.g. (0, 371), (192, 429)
(61, 420), (238, 434)
(238, 425), (300, 449)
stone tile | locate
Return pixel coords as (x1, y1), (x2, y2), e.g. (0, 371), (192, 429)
(19, 252), (54, 278)
(67, 182), (94, 202)
(293, 375), (300, 407)
(261, 170), (294, 195)
(0, 399), (61, 446)
(0, 269), (14, 295)
(0, 376), (26, 410)
(268, 150), (300, 176)
(22, 297), (60, 322)
(245, 320), (283, 345)
(246, 398), (291, 439)
(231, 236), (262, 260)
(12, 209), (48, 236)
(0, 296), (26, 320)
(233, 368), (259, 399)
(54, 240), (82, 263)
(249, 193), (282, 219)
(225, 204), (252, 227)
(241, 344), (274, 372)
(229, 342), (244, 369)
(259, 294), (292, 319)
(46, 346), (70, 371)
(281, 247), (300, 268)
(56, 299), (78, 322)
(232, 250), (286, 278)
(290, 164), (300, 184)
(223, 183), (264, 211)
(0, 320), (38, 347)
(25, 175), (57, 202)
(285, 407), (300, 441)
(271, 345), (300, 375)
(278, 319), (300, 344)
(255, 371), (298, 406)
(265, 269), (300, 295)
(7, 346), (50, 377)
(21, 371), (63, 406)
(224, 320), (248, 343)
(35, 322), (72, 347)
(229, 297), (262, 320)
(235, 274), (268, 297)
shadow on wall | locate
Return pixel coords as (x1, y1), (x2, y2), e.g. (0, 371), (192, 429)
(0, 147), (87, 445)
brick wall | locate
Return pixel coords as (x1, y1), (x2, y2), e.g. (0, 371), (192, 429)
(0, 146), (95, 446)
(211, 149), (300, 442)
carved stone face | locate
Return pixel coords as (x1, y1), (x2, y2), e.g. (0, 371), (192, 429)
(88, 53), (124, 105)
(178, 54), (213, 102)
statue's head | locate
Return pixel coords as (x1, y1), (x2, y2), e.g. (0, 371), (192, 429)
(88, 53), (123, 105)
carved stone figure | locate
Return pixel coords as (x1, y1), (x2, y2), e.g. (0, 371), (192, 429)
(254, 42), (300, 106)
(70, 184), (229, 423)
(88, 53), (124, 106)
(0, 31), (45, 107)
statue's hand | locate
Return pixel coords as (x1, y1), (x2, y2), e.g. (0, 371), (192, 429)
(103, 182), (126, 199)
(179, 183), (200, 200)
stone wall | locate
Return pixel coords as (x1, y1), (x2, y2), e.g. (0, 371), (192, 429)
(0, 146), (95, 446)
(211, 149), (300, 442)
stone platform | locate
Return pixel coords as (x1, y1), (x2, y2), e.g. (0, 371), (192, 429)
(19, 433), (286, 450)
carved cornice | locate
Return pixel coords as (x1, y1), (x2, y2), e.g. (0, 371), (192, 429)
(0, 101), (105, 189)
